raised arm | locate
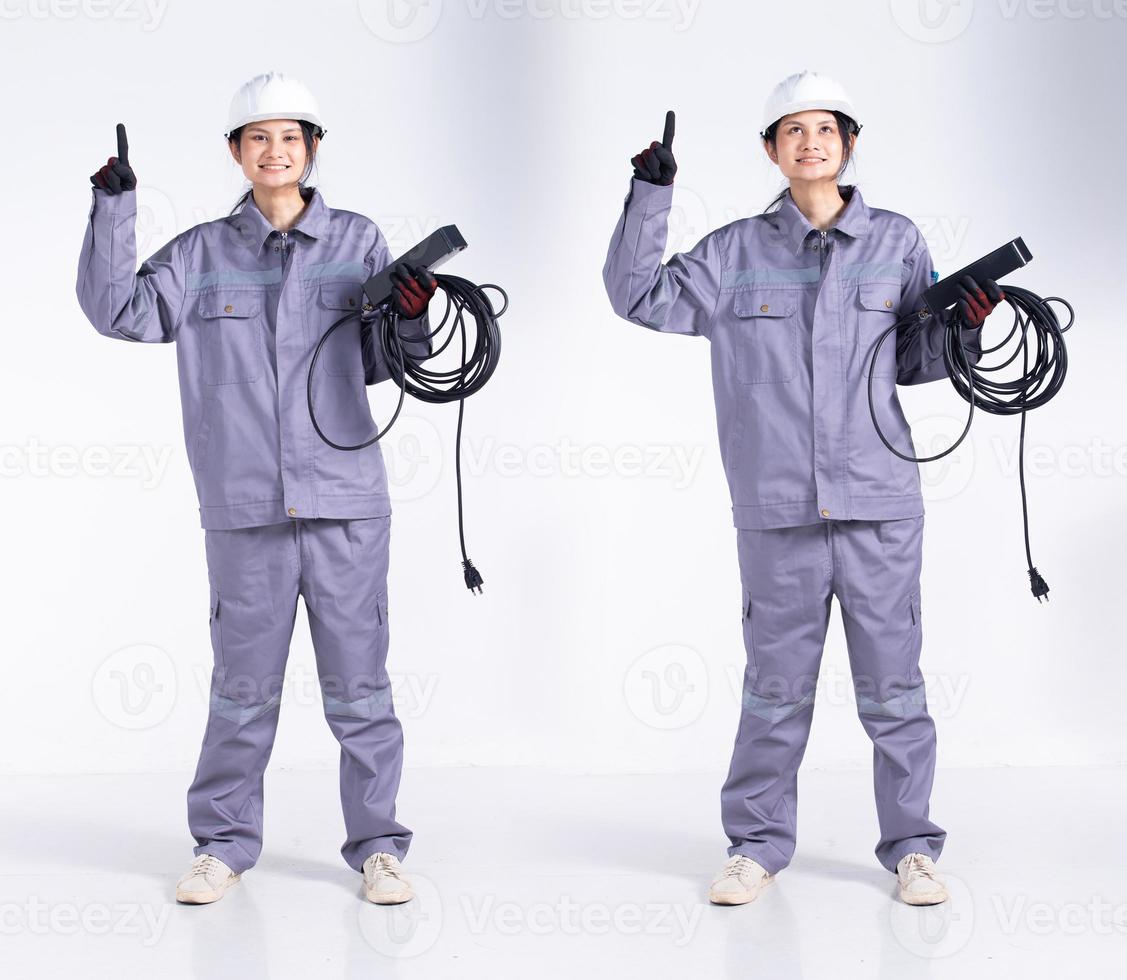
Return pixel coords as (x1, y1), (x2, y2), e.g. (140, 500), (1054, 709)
(602, 111), (722, 338)
(76, 124), (187, 344)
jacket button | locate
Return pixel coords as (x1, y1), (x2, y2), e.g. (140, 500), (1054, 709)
(224, 304), (234, 313)
(760, 304), (769, 312)
(348, 297), (356, 306)
(287, 507), (297, 516)
(884, 299), (893, 309)
(821, 508), (831, 517)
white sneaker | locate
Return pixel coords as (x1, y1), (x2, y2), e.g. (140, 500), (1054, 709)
(362, 852), (414, 904)
(709, 854), (774, 905)
(896, 852), (948, 905)
(176, 853), (241, 904)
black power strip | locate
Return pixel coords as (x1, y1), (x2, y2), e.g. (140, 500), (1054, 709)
(921, 236), (1033, 319)
(363, 224), (469, 306)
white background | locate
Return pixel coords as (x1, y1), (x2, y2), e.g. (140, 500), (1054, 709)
(2, 0), (1123, 784)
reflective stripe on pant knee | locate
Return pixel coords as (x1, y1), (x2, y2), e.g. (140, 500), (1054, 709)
(209, 689), (282, 726)
(742, 687), (815, 723)
(322, 687), (393, 720)
(856, 681), (926, 719)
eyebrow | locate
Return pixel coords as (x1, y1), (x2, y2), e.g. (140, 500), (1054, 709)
(245, 125), (302, 134)
(782, 118), (836, 126)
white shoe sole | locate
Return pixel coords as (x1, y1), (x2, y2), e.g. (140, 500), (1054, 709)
(176, 873), (241, 904)
(709, 874), (774, 906)
(899, 886), (949, 906)
(364, 884), (414, 905)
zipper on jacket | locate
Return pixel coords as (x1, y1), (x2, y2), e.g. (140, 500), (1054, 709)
(279, 230), (290, 261)
(819, 229), (828, 270)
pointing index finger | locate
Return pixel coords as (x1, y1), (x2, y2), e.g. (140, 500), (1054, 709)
(116, 123), (129, 165)
(661, 109), (675, 150)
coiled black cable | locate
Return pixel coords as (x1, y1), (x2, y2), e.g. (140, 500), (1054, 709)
(307, 274), (507, 592)
(867, 287), (1074, 602)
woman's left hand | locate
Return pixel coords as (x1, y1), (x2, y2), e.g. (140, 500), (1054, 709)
(955, 274), (1005, 328)
(390, 262), (438, 319)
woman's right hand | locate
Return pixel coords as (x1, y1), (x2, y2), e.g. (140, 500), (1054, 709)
(630, 110), (677, 186)
(90, 123), (137, 194)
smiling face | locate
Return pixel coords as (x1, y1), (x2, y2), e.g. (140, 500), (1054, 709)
(228, 118), (319, 190)
(764, 109), (855, 185)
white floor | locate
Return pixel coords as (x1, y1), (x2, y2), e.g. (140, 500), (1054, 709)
(2, 765), (1123, 979)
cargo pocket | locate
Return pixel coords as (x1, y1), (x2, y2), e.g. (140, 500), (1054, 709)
(856, 281), (902, 379)
(317, 281), (368, 378)
(741, 588), (758, 676)
(198, 292), (264, 385)
(908, 590), (921, 628)
(731, 291), (798, 383)
(208, 588), (226, 675)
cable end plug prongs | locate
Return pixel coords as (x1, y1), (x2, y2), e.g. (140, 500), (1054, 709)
(462, 558), (484, 595)
(1028, 566), (1050, 603)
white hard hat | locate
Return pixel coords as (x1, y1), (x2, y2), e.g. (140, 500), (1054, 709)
(225, 71), (326, 139)
(760, 69), (861, 139)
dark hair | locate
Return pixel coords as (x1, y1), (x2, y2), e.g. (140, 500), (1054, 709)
(760, 110), (859, 213)
(227, 118), (322, 214)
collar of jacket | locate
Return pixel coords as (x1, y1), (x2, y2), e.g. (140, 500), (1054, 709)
(773, 183), (871, 256)
(229, 187), (331, 254)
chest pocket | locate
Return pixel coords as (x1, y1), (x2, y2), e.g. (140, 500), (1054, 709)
(317, 281), (368, 378)
(856, 281), (902, 379)
(198, 292), (264, 385)
(732, 292), (798, 384)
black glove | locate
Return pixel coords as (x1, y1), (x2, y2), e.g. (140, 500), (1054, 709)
(90, 123), (137, 194)
(390, 262), (438, 319)
(954, 274), (1005, 329)
(630, 110), (677, 186)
